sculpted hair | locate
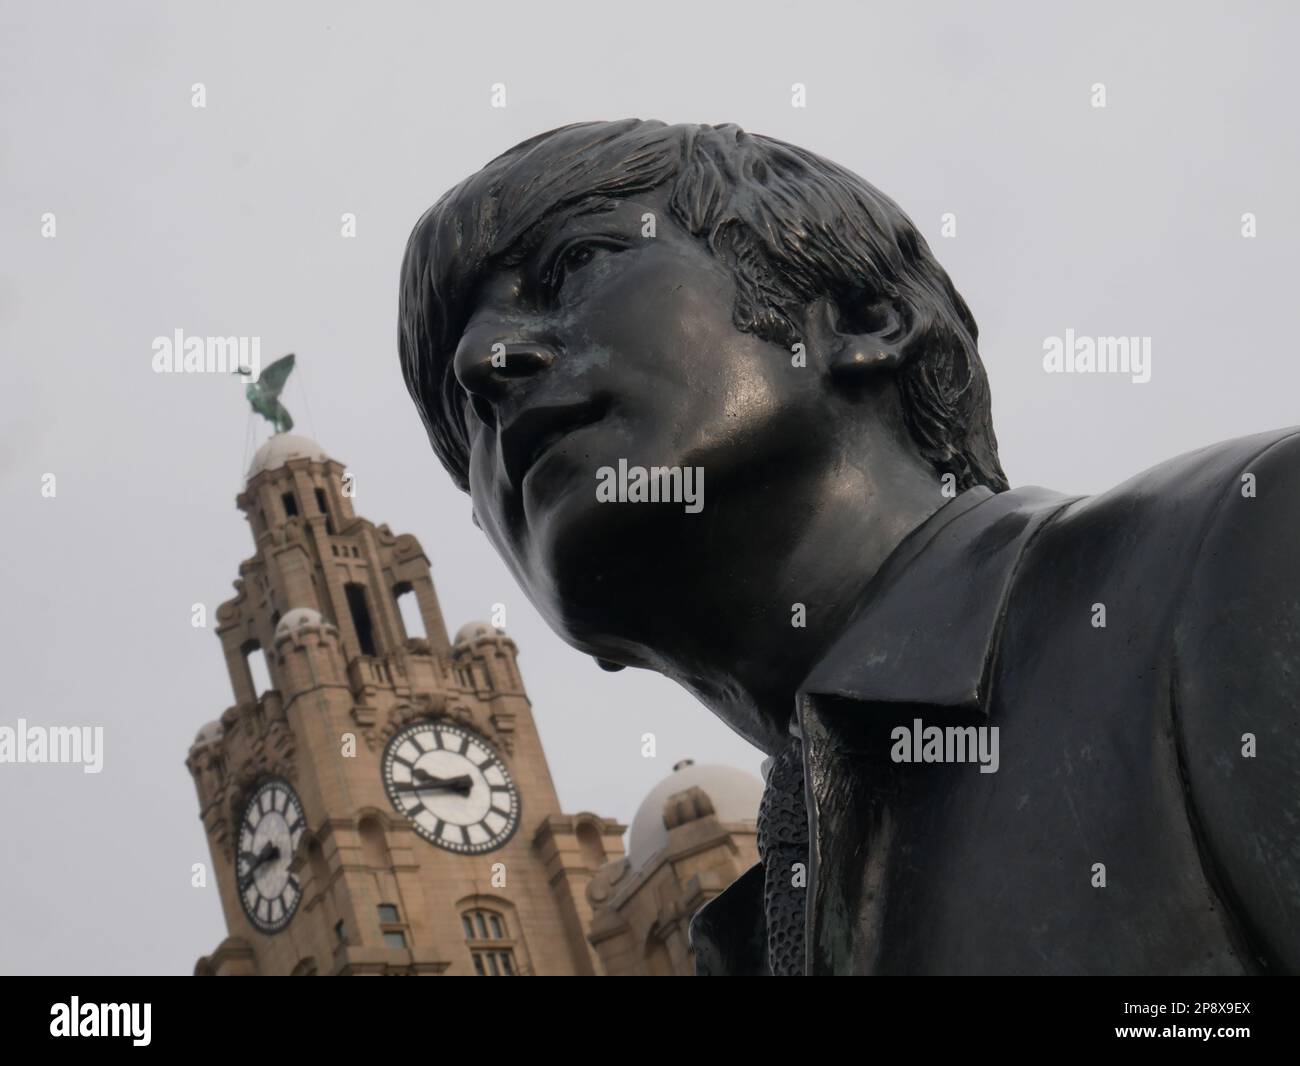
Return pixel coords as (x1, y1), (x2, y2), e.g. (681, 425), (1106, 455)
(399, 119), (1008, 493)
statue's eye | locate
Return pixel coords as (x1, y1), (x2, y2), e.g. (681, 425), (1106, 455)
(545, 237), (628, 296)
(559, 242), (598, 273)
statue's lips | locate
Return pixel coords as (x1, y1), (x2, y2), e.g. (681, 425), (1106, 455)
(500, 397), (610, 487)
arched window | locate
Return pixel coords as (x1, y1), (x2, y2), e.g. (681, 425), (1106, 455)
(359, 817), (391, 869)
(393, 582), (427, 640)
(242, 640), (272, 699)
(344, 583), (378, 656)
(461, 907), (518, 976)
(576, 821), (605, 869)
(314, 487), (335, 534)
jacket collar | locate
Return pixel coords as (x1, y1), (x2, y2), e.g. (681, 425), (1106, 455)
(690, 484), (1078, 973)
(791, 483), (1079, 974)
(797, 484), (1077, 720)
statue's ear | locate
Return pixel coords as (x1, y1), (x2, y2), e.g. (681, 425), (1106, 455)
(808, 294), (918, 383)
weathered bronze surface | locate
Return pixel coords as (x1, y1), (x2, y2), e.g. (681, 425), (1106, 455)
(399, 120), (1300, 975)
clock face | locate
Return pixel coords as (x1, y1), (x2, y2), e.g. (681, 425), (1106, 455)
(382, 721), (520, 854)
(235, 778), (305, 934)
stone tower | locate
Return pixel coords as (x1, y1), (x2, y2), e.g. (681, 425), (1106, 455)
(187, 434), (625, 975)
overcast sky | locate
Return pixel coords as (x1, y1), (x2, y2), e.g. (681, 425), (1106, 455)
(2, 0), (1297, 974)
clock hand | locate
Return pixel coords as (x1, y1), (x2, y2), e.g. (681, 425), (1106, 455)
(238, 842), (281, 891)
(397, 773), (474, 795)
(411, 767), (473, 788)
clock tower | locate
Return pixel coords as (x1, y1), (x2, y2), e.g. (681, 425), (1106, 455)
(187, 433), (626, 975)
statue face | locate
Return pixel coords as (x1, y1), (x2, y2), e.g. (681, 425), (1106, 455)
(453, 187), (830, 659)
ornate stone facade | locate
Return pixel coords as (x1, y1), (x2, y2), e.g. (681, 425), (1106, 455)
(188, 435), (759, 976)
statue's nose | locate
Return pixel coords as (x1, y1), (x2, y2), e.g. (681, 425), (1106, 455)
(454, 340), (556, 403)
(456, 341), (556, 396)
(455, 340), (558, 427)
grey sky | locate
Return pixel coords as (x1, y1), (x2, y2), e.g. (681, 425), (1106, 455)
(1, 0), (1297, 974)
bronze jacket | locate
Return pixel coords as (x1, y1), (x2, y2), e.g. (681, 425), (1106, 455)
(691, 428), (1300, 975)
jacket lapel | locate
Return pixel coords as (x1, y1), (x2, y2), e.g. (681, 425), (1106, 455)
(796, 486), (1076, 973)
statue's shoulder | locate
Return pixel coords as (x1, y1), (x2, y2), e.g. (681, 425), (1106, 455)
(1173, 427), (1300, 570)
(1162, 426), (1300, 973)
(1028, 428), (1300, 579)
(1061, 426), (1300, 527)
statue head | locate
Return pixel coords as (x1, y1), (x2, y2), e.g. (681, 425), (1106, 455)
(399, 120), (1007, 748)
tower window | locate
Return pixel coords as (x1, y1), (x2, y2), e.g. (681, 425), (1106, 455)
(345, 583), (377, 656)
(376, 903), (409, 952)
(281, 491), (299, 518)
(334, 920), (346, 944)
(462, 907), (519, 975)
(242, 641), (271, 699)
(394, 583), (427, 640)
(469, 951), (515, 976)
(315, 488), (335, 534)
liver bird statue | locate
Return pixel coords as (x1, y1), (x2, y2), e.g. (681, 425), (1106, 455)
(241, 352), (296, 434)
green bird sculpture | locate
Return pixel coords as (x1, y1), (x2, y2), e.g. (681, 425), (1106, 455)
(241, 352), (296, 434)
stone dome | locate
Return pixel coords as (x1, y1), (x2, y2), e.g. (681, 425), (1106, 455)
(247, 433), (330, 479)
(626, 760), (764, 869)
(275, 607), (325, 638)
(191, 720), (224, 750)
(455, 621), (500, 644)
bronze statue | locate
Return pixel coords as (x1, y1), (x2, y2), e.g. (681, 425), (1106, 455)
(398, 120), (1300, 975)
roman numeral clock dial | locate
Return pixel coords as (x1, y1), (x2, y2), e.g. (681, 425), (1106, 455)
(235, 778), (306, 934)
(382, 721), (520, 854)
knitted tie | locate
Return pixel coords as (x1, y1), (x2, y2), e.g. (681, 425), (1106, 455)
(757, 736), (809, 976)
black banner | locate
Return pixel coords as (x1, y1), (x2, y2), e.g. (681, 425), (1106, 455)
(1, 976), (1292, 1052)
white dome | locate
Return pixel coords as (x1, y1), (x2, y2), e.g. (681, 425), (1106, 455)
(455, 621), (500, 643)
(191, 720), (223, 750)
(247, 433), (330, 479)
(627, 761), (763, 869)
(275, 607), (325, 637)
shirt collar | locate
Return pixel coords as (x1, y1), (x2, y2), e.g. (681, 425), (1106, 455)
(798, 484), (1077, 718)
